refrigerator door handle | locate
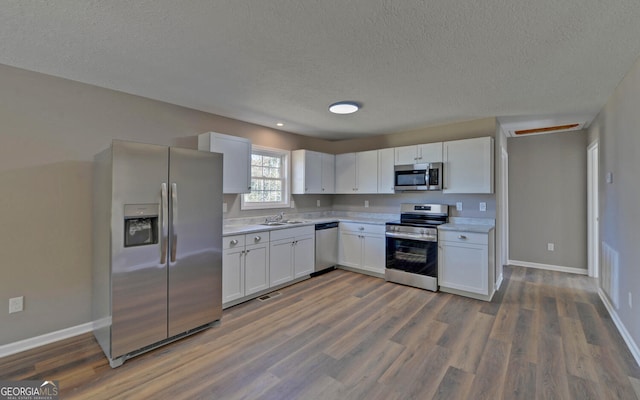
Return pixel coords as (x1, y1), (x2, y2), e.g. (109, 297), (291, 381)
(170, 182), (178, 262)
(161, 183), (169, 263)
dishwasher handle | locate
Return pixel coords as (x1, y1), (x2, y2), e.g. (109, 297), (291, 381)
(315, 222), (339, 230)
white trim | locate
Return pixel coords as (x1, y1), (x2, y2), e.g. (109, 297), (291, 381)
(0, 322), (93, 358)
(598, 288), (640, 367)
(587, 140), (599, 278)
(495, 273), (504, 291)
(508, 259), (588, 275)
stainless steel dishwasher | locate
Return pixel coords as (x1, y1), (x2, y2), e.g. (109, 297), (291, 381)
(314, 222), (339, 275)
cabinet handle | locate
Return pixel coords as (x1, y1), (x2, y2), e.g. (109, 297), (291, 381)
(254, 236), (261, 242)
(458, 235), (467, 240)
(246, 249), (250, 254)
(359, 227), (364, 231)
(230, 239), (238, 245)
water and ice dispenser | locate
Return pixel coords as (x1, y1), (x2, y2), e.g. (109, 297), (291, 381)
(123, 204), (159, 247)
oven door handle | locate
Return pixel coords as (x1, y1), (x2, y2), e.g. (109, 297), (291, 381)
(385, 231), (437, 242)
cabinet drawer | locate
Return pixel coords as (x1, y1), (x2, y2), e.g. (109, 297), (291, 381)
(270, 225), (314, 241)
(224, 235), (245, 249)
(245, 232), (269, 245)
(339, 222), (385, 236)
(439, 230), (487, 245)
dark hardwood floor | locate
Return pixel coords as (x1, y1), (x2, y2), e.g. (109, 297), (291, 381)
(2, 266), (639, 399)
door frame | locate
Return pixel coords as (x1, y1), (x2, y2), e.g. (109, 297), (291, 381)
(587, 140), (599, 278)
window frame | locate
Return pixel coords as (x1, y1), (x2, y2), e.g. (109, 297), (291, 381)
(240, 145), (291, 210)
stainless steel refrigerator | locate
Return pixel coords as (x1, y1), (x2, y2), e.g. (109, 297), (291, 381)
(92, 140), (223, 368)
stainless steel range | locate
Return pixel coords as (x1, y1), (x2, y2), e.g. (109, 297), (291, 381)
(385, 203), (449, 291)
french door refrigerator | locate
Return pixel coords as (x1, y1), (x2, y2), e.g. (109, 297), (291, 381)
(92, 140), (223, 368)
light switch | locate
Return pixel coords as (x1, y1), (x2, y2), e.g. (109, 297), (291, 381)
(456, 202), (463, 211)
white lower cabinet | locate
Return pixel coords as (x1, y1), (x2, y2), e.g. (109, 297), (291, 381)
(222, 233), (269, 305)
(438, 228), (495, 301)
(269, 226), (315, 286)
(338, 222), (385, 275)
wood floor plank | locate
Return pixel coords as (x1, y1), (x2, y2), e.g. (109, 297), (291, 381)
(536, 332), (571, 400)
(466, 337), (510, 400)
(1, 266), (638, 400)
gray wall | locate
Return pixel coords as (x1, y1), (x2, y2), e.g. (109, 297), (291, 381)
(0, 63), (498, 346)
(508, 130), (588, 269)
(590, 54), (640, 348)
(0, 64), (324, 345)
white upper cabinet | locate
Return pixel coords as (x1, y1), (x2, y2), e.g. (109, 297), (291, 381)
(292, 150), (335, 194)
(377, 148), (395, 194)
(336, 151), (378, 194)
(394, 142), (443, 165)
(198, 132), (251, 194)
(443, 137), (494, 194)
(321, 153), (336, 194)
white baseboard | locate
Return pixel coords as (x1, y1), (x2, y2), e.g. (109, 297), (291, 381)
(0, 322), (93, 358)
(598, 288), (640, 367)
(495, 273), (504, 291)
(508, 259), (588, 275)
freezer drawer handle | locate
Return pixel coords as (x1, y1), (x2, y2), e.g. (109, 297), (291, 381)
(170, 183), (178, 262)
(161, 183), (169, 263)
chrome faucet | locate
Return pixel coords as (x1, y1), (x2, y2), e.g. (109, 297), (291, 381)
(265, 212), (285, 223)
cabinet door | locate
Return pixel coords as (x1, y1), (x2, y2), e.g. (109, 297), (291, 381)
(244, 243), (270, 295)
(443, 137), (494, 194)
(339, 231), (362, 268)
(335, 153), (357, 193)
(293, 235), (315, 278)
(199, 133), (251, 194)
(395, 145), (418, 165)
(438, 242), (488, 295)
(321, 153), (336, 193)
(222, 247), (245, 303)
(377, 148), (395, 194)
(417, 142), (443, 162)
(269, 239), (294, 286)
(304, 151), (323, 194)
(362, 235), (386, 274)
(356, 150), (378, 193)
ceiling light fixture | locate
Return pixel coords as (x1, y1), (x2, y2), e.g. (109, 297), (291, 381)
(328, 101), (360, 114)
(276, 122), (284, 127)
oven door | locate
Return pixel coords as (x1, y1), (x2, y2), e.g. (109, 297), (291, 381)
(385, 236), (439, 291)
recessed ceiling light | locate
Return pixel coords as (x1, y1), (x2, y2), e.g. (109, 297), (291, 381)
(276, 122), (284, 127)
(328, 101), (360, 114)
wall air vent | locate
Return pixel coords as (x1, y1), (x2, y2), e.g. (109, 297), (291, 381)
(500, 116), (592, 138)
(514, 123), (581, 135)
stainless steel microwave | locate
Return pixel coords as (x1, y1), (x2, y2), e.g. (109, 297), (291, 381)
(394, 162), (442, 191)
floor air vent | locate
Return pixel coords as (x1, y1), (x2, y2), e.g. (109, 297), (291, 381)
(257, 292), (282, 302)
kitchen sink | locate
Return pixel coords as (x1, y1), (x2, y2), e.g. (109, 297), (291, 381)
(283, 220), (305, 224)
(260, 222), (286, 226)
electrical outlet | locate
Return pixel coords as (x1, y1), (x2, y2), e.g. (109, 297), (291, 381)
(9, 296), (23, 314)
(479, 202), (487, 212)
(456, 202), (463, 211)
(547, 243), (555, 251)
(290, 200), (296, 209)
(316, 199), (321, 207)
(629, 292), (633, 309)
(364, 200), (369, 208)
(222, 203), (227, 213)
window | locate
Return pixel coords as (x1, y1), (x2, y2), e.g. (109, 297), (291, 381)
(241, 146), (290, 210)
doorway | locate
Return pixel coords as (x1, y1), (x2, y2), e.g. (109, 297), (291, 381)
(587, 141), (599, 278)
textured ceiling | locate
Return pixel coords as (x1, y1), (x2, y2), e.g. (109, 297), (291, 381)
(2, 1), (640, 140)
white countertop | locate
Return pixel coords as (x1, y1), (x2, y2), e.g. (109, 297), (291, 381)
(438, 223), (495, 233)
(223, 213), (393, 236)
